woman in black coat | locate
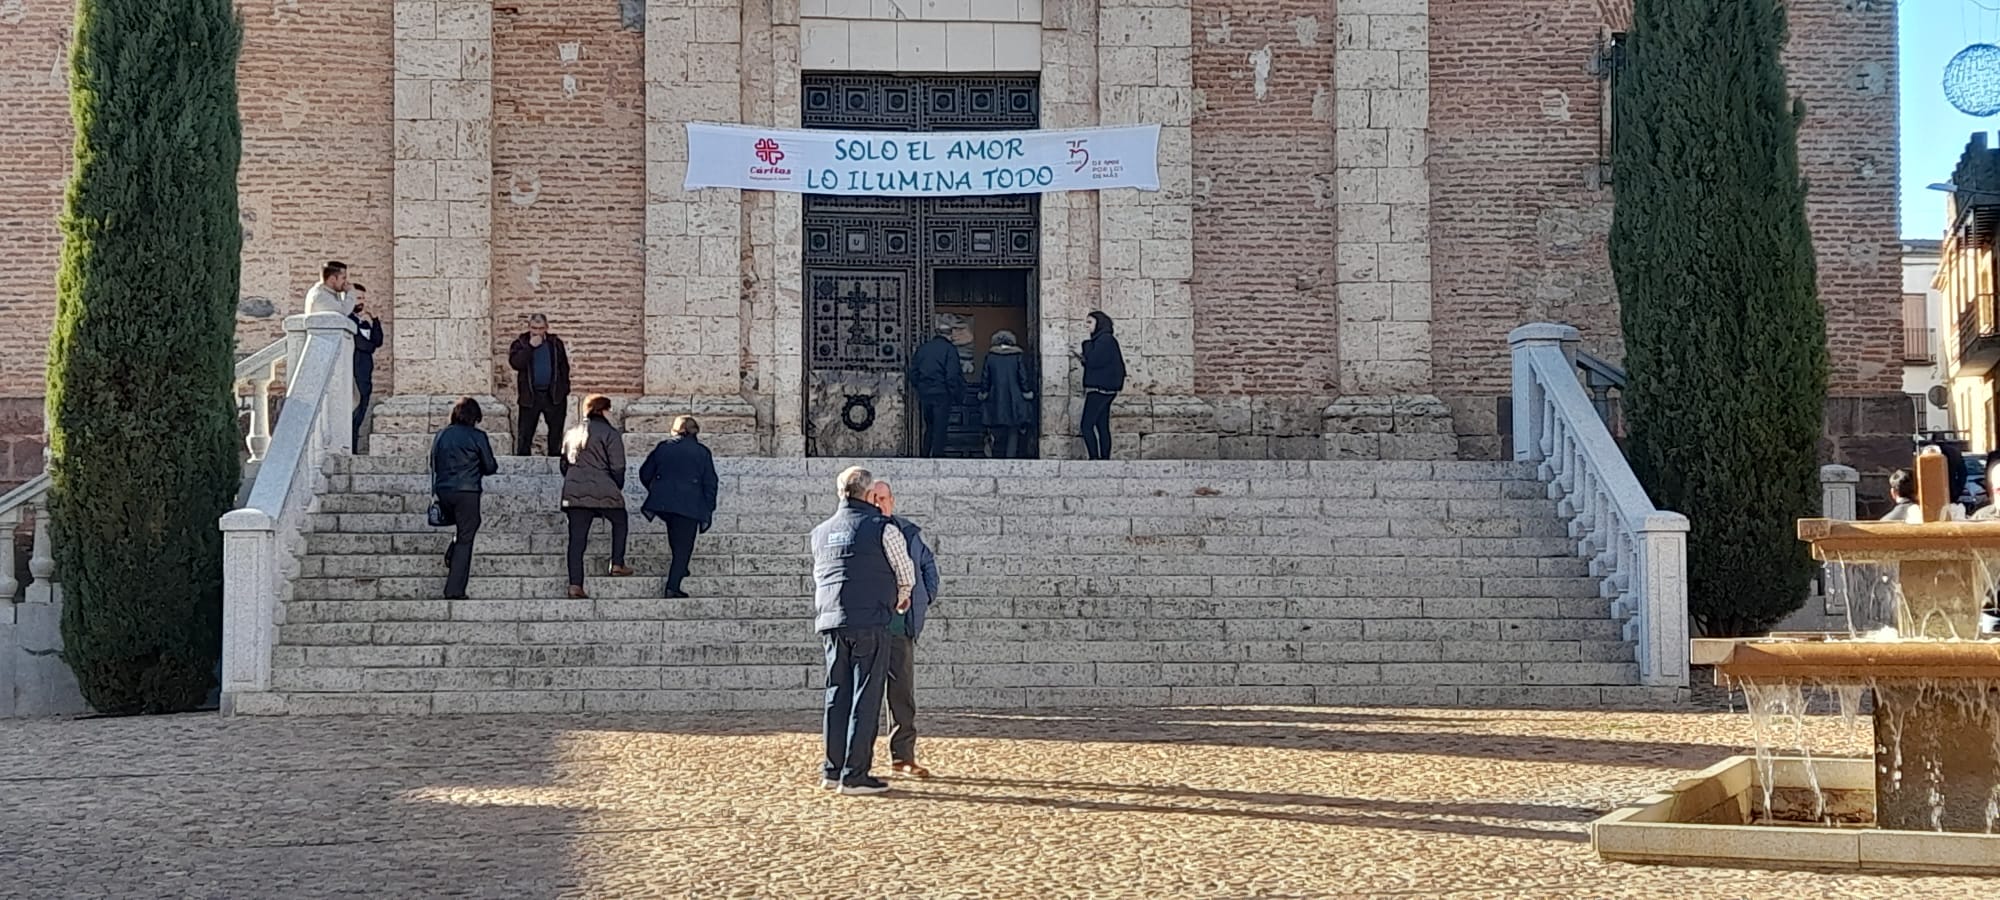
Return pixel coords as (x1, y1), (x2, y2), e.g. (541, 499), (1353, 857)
(980, 330), (1036, 458)
(431, 397), (499, 600)
(639, 415), (720, 599)
(1077, 311), (1126, 461)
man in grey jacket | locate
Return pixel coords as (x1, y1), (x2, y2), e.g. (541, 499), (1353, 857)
(865, 479), (940, 778)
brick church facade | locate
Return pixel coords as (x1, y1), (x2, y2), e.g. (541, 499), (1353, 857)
(0, 0), (1902, 469)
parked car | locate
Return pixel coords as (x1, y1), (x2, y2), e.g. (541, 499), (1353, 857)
(1966, 454), (1989, 510)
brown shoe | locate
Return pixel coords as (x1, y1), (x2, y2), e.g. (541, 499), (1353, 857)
(567, 585), (588, 599)
(892, 761), (931, 779)
(608, 565), (634, 577)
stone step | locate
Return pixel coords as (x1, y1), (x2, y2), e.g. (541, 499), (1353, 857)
(325, 454), (1542, 483)
(276, 614), (1630, 647)
(304, 515), (1575, 544)
(263, 654), (1647, 695)
(269, 638), (1639, 669)
(233, 681), (1680, 717)
(286, 570), (1607, 602)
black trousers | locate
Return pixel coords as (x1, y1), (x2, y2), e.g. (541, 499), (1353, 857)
(438, 491), (483, 599)
(886, 632), (919, 764)
(565, 508), (628, 587)
(988, 425), (1030, 459)
(918, 395), (951, 458)
(516, 388), (566, 456)
(1081, 391), (1116, 460)
(664, 513), (700, 594)
(351, 376), (372, 452)
(823, 626), (890, 785)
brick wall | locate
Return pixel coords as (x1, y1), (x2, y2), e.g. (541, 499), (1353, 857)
(1429, 0), (1620, 458)
(0, 2), (394, 480)
(490, 2), (647, 396)
(237, 0), (396, 374)
(1783, 0), (1901, 397)
(1189, 0), (1338, 398)
(1430, 0), (1900, 459)
(0, 3), (70, 407)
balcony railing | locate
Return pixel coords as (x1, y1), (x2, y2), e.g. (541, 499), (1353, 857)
(1904, 327), (1936, 364)
(1958, 292), (1999, 375)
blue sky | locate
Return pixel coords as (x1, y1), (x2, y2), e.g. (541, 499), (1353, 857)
(1904, 0), (2000, 237)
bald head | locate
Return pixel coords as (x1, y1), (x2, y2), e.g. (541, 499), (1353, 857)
(865, 479), (895, 516)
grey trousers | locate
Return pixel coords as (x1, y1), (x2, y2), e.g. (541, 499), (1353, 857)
(886, 632), (919, 764)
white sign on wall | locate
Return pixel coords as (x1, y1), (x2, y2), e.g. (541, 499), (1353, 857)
(682, 123), (1161, 196)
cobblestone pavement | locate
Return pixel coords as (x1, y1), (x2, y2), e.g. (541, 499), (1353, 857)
(1, 704), (1984, 899)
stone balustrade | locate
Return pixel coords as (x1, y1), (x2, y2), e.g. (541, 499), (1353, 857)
(1510, 323), (1690, 689)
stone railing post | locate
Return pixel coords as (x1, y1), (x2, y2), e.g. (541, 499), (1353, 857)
(1820, 464), (1859, 521)
(219, 508), (277, 705)
(1634, 511), (1691, 687)
(286, 312), (357, 459)
(25, 493), (57, 605)
(1508, 323), (1580, 463)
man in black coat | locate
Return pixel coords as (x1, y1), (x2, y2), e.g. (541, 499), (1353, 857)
(507, 313), (572, 456)
(349, 283), (385, 451)
(639, 415), (720, 599)
(907, 321), (965, 458)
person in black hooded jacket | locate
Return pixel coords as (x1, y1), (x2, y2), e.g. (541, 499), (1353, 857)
(1077, 311), (1126, 460)
(431, 397), (499, 600)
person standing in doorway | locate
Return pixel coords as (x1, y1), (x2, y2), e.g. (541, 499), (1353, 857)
(908, 320), (965, 458)
(1078, 311), (1126, 461)
(559, 394), (632, 599)
(979, 330), (1035, 459)
(305, 260), (350, 314)
(863, 479), (939, 779)
(508, 313), (572, 456)
(639, 415), (719, 599)
(811, 466), (914, 796)
(349, 283), (384, 451)
(431, 397), (498, 600)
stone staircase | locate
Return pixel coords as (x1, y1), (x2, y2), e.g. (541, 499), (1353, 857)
(230, 455), (1683, 715)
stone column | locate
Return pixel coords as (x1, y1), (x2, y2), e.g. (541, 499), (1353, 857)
(1038, 0), (1101, 459)
(1322, 0), (1455, 459)
(632, 0), (760, 454)
(373, 0), (501, 455)
(1095, 0), (1204, 459)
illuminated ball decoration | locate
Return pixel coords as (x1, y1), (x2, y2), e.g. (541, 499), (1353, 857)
(1946, 43), (2000, 117)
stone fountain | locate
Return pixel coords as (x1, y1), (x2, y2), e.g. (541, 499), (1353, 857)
(1592, 448), (2000, 872)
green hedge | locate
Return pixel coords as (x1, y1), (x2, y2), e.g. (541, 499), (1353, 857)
(47, 0), (244, 713)
(1610, 0), (1828, 637)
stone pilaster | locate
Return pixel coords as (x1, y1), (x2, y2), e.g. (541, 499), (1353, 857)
(1095, 0), (1205, 459)
(373, 0), (502, 456)
(635, 0), (759, 454)
(1038, 0), (1100, 459)
(1323, 0), (1454, 459)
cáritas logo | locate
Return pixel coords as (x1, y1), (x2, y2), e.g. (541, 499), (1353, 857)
(750, 137), (792, 181)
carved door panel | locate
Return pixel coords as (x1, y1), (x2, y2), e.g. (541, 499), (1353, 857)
(801, 74), (1040, 457)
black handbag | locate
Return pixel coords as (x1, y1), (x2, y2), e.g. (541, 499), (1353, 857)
(426, 435), (451, 527)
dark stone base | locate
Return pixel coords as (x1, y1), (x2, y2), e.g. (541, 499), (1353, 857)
(1873, 681), (2000, 833)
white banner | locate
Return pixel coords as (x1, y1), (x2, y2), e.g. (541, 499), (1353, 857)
(683, 123), (1161, 196)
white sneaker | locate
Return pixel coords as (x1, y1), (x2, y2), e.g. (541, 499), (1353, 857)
(819, 777), (839, 790)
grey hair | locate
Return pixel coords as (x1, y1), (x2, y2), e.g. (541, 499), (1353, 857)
(991, 329), (1017, 347)
(529, 313), (549, 325)
(838, 466), (875, 501)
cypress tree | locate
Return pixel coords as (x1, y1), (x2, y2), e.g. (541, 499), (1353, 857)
(1610, 0), (1827, 636)
(47, 0), (244, 713)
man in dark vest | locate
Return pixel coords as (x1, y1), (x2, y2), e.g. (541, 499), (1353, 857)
(810, 466), (915, 796)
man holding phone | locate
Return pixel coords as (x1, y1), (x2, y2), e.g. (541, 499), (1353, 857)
(305, 261), (350, 314)
(349, 284), (384, 451)
(507, 313), (572, 456)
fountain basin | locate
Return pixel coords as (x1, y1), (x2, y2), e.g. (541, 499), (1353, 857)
(1591, 756), (2000, 873)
